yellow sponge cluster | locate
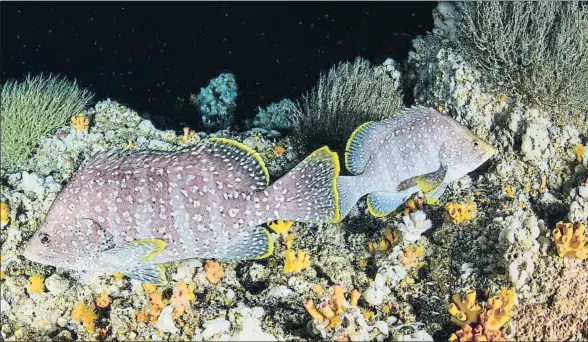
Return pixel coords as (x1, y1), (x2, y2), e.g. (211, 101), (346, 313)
(304, 285), (361, 329)
(553, 222), (587, 259)
(445, 200), (477, 224)
(479, 288), (516, 331)
(448, 289), (481, 328)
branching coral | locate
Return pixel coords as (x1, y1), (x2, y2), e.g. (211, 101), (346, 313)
(71, 114), (89, 132)
(448, 290), (481, 328)
(283, 249), (311, 273)
(552, 222), (587, 259)
(445, 200), (477, 224)
(304, 285), (361, 329)
(448, 288), (516, 341)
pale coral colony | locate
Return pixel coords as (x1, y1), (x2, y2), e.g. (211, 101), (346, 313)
(2, 2), (588, 342)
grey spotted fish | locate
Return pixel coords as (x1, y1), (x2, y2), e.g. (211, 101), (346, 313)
(24, 138), (340, 284)
(336, 106), (495, 221)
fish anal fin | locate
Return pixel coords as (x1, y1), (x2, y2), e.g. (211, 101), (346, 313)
(425, 182), (448, 205)
(367, 192), (410, 218)
(345, 121), (378, 175)
(99, 239), (166, 265)
(205, 226), (274, 260)
(415, 165), (448, 193)
(123, 264), (167, 286)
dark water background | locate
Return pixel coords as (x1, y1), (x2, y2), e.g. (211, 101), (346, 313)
(1, 2), (435, 130)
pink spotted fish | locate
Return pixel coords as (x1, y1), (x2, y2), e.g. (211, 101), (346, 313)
(336, 106), (496, 221)
(24, 138), (340, 284)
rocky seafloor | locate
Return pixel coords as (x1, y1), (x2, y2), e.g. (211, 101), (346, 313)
(2, 18), (588, 342)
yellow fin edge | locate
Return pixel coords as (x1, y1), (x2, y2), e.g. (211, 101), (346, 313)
(133, 239), (166, 263)
(255, 227), (275, 259)
(207, 137), (270, 186)
(366, 196), (390, 218)
(322, 146), (341, 224)
(416, 176), (438, 193)
(344, 121), (375, 173)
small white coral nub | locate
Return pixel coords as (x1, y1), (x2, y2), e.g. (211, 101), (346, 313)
(397, 210), (433, 243)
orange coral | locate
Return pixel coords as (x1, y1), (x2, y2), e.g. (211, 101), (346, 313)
(449, 324), (508, 342)
(479, 288), (516, 331)
(170, 281), (196, 318)
(304, 285), (361, 329)
(552, 222), (587, 259)
(273, 145), (286, 157)
(96, 294), (112, 308)
(204, 260), (225, 284)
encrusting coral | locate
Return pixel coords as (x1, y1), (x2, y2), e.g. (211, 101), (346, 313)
(552, 222), (587, 259)
(204, 260), (225, 284)
(170, 281), (196, 318)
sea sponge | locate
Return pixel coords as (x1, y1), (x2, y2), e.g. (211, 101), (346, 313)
(552, 222), (587, 259)
(204, 260), (225, 284)
(304, 285), (362, 329)
(448, 289), (482, 328)
(72, 301), (97, 332)
(28, 274), (45, 294)
(0, 202), (9, 228)
(449, 324), (508, 341)
(95, 294), (111, 308)
(283, 249), (311, 273)
(445, 199), (476, 224)
(479, 288), (516, 331)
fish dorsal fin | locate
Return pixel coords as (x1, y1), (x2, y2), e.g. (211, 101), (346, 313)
(367, 192), (411, 218)
(194, 138), (270, 192)
(203, 226), (274, 260)
(123, 264), (167, 285)
(99, 239), (166, 266)
(345, 121), (379, 175)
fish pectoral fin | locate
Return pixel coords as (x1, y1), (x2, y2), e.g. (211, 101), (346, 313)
(345, 121), (378, 175)
(415, 164), (448, 193)
(367, 192), (410, 218)
(123, 264), (167, 286)
(100, 239), (166, 264)
(424, 182), (448, 205)
(205, 226), (274, 260)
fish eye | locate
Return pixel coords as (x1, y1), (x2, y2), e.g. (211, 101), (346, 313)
(474, 141), (480, 147)
(39, 233), (51, 245)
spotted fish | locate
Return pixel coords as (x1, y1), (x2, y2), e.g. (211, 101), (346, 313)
(336, 106), (495, 221)
(24, 138), (340, 284)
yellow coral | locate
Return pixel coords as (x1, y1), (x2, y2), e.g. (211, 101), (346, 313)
(479, 288), (516, 331)
(267, 219), (293, 234)
(445, 200), (477, 224)
(71, 114), (89, 132)
(170, 281), (196, 318)
(113, 272), (124, 281)
(504, 185), (514, 199)
(204, 260), (225, 284)
(284, 249), (311, 273)
(572, 144), (585, 163)
(552, 222), (587, 259)
(96, 294), (111, 308)
(72, 301), (97, 332)
(142, 283), (158, 294)
(179, 127), (196, 144)
(0, 202), (9, 227)
(28, 274), (44, 294)
(448, 290), (482, 328)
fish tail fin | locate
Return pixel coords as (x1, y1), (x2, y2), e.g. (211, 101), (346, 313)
(335, 175), (367, 222)
(268, 146), (341, 223)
